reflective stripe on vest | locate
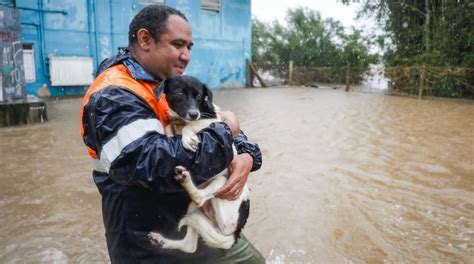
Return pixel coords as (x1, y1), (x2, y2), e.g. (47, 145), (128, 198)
(80, 64), (170, 163)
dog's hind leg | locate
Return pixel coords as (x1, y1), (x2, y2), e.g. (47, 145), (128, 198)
(174, 166), (226, 207)
(148, 226), (199, 253)
(180, 211), (235, 249)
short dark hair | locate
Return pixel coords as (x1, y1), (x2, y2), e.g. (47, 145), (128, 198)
(128, 5), (188, 46)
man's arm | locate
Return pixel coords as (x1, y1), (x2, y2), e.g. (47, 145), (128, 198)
(220, 111), (263, 171)
(214, 130), (262, 200)
(82, 87), (235, 193)
(233, 131), (262, 172)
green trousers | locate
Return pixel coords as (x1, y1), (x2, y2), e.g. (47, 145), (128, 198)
(181, 234), (265, 264)
(216, 235), (265, 264)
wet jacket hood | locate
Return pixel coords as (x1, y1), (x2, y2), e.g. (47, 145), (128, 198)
(95, 48), (159, 83)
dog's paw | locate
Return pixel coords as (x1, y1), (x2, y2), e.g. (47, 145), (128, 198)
(182, 134), (200, 152)
(174, 166), (189, 183)
(175, 165), (187, 175)
(148, 232), (165, 247)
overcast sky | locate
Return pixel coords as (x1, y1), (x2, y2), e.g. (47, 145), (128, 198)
(251, 0), (360, 29)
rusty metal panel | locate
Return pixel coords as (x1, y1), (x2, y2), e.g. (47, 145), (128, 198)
(48, 56), (93, 86)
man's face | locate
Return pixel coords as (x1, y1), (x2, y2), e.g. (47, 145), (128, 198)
(146, 15), (193, 79)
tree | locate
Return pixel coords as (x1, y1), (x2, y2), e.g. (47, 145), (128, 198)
(341, 0), (473, 98)
(342, 0), (474, 67)
(251, 19), (273, 63)
(252, 7), (377, 69)
(251, 7), (377, 85)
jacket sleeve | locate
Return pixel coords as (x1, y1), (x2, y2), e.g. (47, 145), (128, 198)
(82, 87), (235, 193)
(233, 131), (262, 172)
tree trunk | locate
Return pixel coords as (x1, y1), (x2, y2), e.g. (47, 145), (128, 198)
(424, 0), (431, 54)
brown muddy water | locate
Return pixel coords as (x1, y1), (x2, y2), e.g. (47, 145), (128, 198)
(0, 87), (473, 263)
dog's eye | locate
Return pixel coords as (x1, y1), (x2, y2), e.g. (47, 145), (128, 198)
(196, 95), (202, 100)
(176, 92), (184, 97)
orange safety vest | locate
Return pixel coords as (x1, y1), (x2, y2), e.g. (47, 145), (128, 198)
(80, 64), (170, 159)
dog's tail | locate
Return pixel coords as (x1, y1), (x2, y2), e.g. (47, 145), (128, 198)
(178, 213), (235, 249)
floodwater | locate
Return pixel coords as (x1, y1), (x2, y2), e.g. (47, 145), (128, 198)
(0, 87), (473, 263)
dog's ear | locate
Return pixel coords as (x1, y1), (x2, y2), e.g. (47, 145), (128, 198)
(163, 79), (171, 93)
(201, 84), (216, 115)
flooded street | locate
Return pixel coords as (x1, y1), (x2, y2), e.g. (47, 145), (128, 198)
(1, 87), (473, 263)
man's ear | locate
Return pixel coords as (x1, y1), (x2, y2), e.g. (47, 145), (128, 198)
(136, 28), (154, 51)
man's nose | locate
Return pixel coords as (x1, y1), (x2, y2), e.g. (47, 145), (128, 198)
(180, 48), (191, 63)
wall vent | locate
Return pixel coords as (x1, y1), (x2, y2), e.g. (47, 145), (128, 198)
(49, 56), (93, 86)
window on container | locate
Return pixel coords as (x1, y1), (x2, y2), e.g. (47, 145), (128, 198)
(201, 0), (221, 12)
(140, 0), (165, 5)
(22, 43), (36, 83)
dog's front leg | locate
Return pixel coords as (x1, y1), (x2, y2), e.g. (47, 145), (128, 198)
(175, 166), (226, 207)
(181, 126), (200, 151)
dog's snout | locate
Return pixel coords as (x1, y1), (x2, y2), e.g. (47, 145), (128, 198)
(188, 110), (200, 120)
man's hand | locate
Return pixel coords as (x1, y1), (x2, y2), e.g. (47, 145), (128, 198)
(214, 153), (253, 200)
(219, 111), (240, 139)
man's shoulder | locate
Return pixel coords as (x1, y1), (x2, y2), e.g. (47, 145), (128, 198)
(95, 50), (130, 77)
(96, 50), (158, 83)
(86, 64), (135, 100)
(96, 64), (133, 85)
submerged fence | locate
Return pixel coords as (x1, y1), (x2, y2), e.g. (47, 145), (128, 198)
(251, 62), (474, 99)
(384, 67), (473, 99)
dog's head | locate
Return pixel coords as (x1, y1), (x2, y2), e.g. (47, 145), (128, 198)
(161, 76), (217, 121)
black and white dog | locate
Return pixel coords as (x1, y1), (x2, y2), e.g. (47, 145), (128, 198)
(148, 76), (250, 253)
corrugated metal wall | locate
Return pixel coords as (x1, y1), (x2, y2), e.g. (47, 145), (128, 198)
(5, 0), (251, 97)
(180, 0), (252, 88)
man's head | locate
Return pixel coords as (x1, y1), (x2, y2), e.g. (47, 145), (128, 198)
(128, 5), (193, 80)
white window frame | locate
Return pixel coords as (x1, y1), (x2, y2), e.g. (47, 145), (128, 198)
(22, 43), (37, 83)
(201, 0), (221, 13)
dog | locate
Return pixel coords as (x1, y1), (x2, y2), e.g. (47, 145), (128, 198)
(148, 75), (250, 253)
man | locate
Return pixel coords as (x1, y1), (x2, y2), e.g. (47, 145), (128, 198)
(80, 4), (264, 264)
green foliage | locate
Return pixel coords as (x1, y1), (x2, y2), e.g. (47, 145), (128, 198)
(252, 7), (377, 71)
(343, 0), (473, 67)
(251, 19), (273, 63)
(341, 0), (473, 98)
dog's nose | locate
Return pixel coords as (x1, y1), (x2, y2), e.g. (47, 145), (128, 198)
(188, 110), (200, 120)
